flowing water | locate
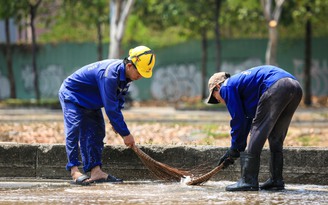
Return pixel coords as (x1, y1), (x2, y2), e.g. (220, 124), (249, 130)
(0, 180), (327, 205)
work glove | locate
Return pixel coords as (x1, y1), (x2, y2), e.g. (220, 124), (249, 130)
(218, 148), (240, 169)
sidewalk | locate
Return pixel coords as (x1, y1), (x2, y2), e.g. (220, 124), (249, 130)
(1, 106), (327, 126)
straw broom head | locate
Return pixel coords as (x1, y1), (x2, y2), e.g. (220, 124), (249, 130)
(132, 145), (190, 182)
(187, 163), (224, 185)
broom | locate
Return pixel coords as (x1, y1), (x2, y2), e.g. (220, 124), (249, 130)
(187, 163), (225, 185)
(131, 145), (190, 182)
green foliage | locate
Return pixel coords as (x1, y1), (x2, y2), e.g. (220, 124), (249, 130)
(297, 135), (320, 146)
(202, 124), (230, 139)
(0, 0), (29, 23)
(132, 0), (218, 42)
(2, 0), (328, 45)
(0, 0), (15, 17)
(38, 0), (109, 43)
(198, 124), (230, 145)
(276, 0), (328, 38)
(124, 15), (189, 47)
(220, 0), (267, 38)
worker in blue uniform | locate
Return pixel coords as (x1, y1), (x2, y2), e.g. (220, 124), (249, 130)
(58, 46), (156, 185)
(206, 65), (302, 191)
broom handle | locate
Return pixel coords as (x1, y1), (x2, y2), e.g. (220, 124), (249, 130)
(131, 144), (137, 152)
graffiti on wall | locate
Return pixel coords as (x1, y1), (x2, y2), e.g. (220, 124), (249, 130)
(0, 71), (10, 99)
(150, 64), (202, 101)
(150, 59), (263, 101)
(39, 65), (66, 97)
(293, 59), (328, 96)
(127, 82), (139, 101)
(21, 65), (35, 94)
(221, 58), (262, 75)
(1, 58), (327, 100)
(21, 64), (66, 98)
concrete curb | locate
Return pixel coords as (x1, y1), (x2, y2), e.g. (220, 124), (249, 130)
(0, 143), (327, 185)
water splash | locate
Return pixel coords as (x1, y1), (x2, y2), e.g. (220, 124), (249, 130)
(180, 176), (192, 185)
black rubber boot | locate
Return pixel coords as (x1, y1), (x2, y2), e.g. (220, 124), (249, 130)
(226, 152), (260, 191)
(260, 152), (285, 190)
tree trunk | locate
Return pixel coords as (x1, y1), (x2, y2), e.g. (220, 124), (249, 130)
(30, 0), (42, 101)
(5, 18), (16, 98)
(96, 3), (104, 61)
(304, 4), (312, 106)
(201, 29), (208, 99)
(214, 0), (221, 72)
(261, 0), (285, 66)
(97, 19), (103, 61)
(109, 0), (134, 59)
(266, 26), (278, 65)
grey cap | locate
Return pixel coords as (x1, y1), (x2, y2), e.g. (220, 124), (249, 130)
(206, 72), (230, 104)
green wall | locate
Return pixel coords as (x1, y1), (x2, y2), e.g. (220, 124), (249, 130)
(0, 38), (327, 101)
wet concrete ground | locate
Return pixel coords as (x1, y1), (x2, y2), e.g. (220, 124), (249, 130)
(0, 179), (327, 205)
(1, 108), (327, 204)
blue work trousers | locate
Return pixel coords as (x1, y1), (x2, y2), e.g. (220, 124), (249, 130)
(59, 93), (105, 173)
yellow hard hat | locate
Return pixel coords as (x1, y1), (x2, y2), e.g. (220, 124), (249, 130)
(128, 45), (156, 78)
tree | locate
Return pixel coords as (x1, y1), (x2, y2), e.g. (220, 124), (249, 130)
(109, 0), (135, 59)
(261, 0), (286, 65)
(288, 0), (328, 106)
(304, 3), (312, 106)
(93, 0), (108, 60)
(0, 0), (17, 98)
(169, 0), (220, 99)
(214, 0), (222, 72)
(28, 0), (43, 101)
(132, 0), (219, 99)
(177, 0), (213, 99)
(63, 0), (109, 61)
(4, 19), (16, 98)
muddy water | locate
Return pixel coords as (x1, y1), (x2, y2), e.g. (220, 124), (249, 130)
(0, 180), (327, 205)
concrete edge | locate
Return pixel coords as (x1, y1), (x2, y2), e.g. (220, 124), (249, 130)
(0, 142), (327, 185)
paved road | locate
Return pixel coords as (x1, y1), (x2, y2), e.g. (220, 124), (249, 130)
(0, 106), (327, 126)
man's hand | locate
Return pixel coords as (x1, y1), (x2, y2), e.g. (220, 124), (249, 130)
(218, 148), (240, 168)
(123, 134), (135, 148)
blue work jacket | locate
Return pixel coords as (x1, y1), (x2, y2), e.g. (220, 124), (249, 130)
(60, 59), (131, 136)
(219, 65), (296, 151)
